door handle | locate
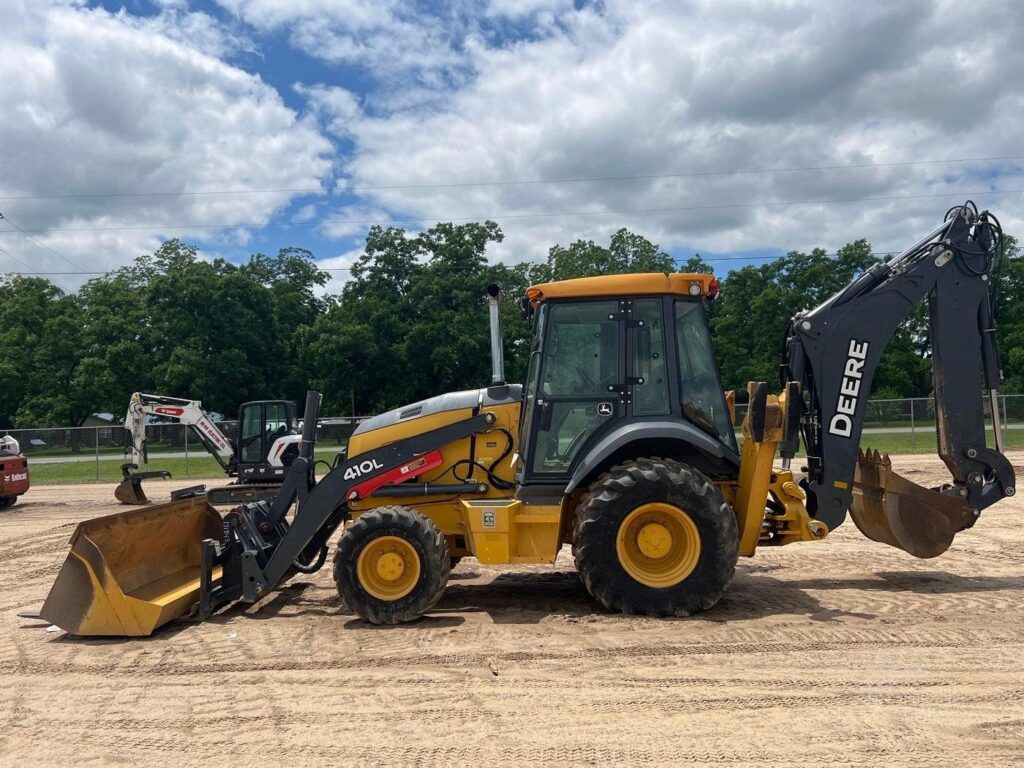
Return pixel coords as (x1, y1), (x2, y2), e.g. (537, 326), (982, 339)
(538, 400), (553, 430)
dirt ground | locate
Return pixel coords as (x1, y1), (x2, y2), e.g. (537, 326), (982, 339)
(2, 454), (1023, 767)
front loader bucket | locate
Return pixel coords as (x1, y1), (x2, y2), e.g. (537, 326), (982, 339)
(39, 496), (223, 636)
(850, 450), (977, 558)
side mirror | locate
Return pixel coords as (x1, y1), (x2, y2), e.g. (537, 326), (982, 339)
(518, 295), (534, 319)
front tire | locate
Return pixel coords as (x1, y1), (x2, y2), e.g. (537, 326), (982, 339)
(334, 506), (451, 624)
(573, 458), (738, 616)
(0, 496), (16, 509)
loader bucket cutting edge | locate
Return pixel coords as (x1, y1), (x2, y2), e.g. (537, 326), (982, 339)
(39, 496), (223, 636)
(850, 449), (977, 558)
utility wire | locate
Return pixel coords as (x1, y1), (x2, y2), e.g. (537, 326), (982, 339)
(0, 242), (40, 275)
(0, 154), (1021, 200)
(5, 186), (1022, 234)
(0, 251), (909, 277)
(0, 212), (89, 272)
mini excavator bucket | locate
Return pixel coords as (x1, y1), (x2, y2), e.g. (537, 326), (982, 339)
(39, 496), (223, 636)
(114, 463), (173, 505)
(849, 449), (977, 558)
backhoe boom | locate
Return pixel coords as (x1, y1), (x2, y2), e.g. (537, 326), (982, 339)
(781, 203), (1015, 548)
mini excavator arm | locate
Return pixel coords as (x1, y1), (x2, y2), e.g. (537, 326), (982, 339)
(779, 203), (1015, 556)
(124, 392), (236, 472)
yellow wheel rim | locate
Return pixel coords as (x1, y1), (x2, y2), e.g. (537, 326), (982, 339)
(356, 536), (421, 601)
(615, 503), (701, 588)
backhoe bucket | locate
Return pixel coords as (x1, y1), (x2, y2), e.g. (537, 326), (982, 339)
(850, 450), (976, 558)
(39, 496), (223, 636)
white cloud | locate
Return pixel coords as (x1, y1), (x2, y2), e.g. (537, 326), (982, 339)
(333, 0), (1024, 267)
(294, 83), (361, 136)
(0, 0), (332, 286)
(215, 0), (472, 93)
(291, 203), (318, 224)
(319, 204), (396, 239)
(314, 246), (363, 294)
(485, 0), (574, 20)
(7, 0), (1023, 291)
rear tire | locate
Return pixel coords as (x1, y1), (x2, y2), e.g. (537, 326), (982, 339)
(573, 458), (737, 616)
(0, 496), (16, 509)
(334, 506), (450, 624)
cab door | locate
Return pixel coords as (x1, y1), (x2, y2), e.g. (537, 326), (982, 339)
(524, 299), (624, 481)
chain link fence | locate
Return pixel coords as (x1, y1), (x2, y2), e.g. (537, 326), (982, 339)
(9, 394), (1024, 482)
(6, 417), (366, 482)
(732, 393), (1024, 450)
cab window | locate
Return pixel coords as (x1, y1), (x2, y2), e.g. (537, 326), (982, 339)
(674, 301), (736, 450)
(632, 298), (669, 416)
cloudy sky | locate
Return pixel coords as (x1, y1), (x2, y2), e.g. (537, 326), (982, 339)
(2, 0), (1022, 290)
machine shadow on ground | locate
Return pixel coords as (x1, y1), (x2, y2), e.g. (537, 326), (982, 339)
(426, 567), (1024, 627)
(32, 564), (1024, 640)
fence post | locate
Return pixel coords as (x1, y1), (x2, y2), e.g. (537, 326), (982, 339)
(95, 427), (100, 481)
(184, 427), (189, 477)
(1002, 394), (1008, 443)
(910, 398), (916, 452)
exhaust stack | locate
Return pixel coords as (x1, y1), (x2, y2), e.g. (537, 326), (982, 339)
(486, 283), (505, 385)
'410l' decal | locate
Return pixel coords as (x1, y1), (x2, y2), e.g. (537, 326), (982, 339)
(342, 458), (385, 481)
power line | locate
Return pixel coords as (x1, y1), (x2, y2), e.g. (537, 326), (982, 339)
(0, 154), (1021, 201)
(0, 250), (914, 278)
(0, 242), (40, 275)
(350, 155), (1024, 191)
(0, 212), (88, 272)
(5, 186), (1021, 234)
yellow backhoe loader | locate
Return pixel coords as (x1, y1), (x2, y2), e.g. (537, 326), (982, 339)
(35, 204), (1016, 635)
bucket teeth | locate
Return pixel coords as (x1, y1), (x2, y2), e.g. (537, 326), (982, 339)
(858, 448), (890, 469)
(851, 449), (975, 558)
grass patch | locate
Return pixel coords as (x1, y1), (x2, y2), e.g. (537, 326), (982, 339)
(851, 428), (1024, 455)
(29, 429), (1022, 485)
(29, 448), (345, 485)
(29, 457), (226, 485)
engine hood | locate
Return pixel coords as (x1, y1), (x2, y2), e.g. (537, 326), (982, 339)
(352, 385), (522, 438)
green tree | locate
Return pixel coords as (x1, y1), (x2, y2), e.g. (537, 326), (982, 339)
(712, 241), (879, 393)
(992, 234), (1024, 392)
(540, 228), (676, 282)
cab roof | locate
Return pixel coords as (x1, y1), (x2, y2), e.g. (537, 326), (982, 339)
(526, 272), (717, 302)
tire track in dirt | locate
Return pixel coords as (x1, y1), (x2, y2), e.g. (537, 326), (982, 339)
(3, 465), (1024, 767)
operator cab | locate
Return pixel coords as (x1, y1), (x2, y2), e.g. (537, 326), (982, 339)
(236, 399), (299, 479)
(518, 273), (737, 487)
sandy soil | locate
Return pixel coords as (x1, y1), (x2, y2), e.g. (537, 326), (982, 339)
(2, 454), (1023, 766)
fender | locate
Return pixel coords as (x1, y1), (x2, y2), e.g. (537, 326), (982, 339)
(564, 419), (740, 494)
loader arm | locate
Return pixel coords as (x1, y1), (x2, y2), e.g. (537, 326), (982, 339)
(197, 393), (499, 619)
(779, 203), (1015, 551)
